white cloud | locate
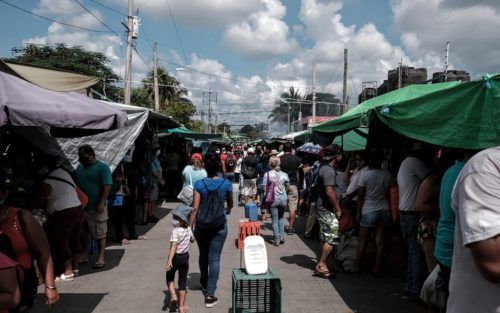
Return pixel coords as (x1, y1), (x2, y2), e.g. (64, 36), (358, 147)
(392, 0), (500, 75)
(223, 0), (298, 59)
(115, 0), (264, 28)
(24, 0), (125, 83)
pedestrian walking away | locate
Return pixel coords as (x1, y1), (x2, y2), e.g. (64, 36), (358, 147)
(189, 153), (233, 309)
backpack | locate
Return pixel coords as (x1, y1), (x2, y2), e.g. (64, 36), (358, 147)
(241, 157), (257, 179)
(225, 153), (235, 171)
(196, 179), (227, 231)
(308, 164), (325, 202)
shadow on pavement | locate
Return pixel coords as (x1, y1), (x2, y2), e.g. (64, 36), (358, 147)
(32, 293), (107, 313)
(280, 254), (317, 271)
(77, 249), (125, 277)
(292, 215), (423, 313)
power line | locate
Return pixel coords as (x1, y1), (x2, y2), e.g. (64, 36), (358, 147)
(165, 0), (189, 65)
(157, 57), (311, 90)
(73, 0), (122, 37)
(0, 0), (113, 33)
(90, 0), (126, 16)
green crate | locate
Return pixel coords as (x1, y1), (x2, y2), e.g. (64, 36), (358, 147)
(232, 268), (282, 313)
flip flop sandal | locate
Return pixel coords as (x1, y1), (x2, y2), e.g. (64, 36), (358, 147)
(138, 235), (148, 240)
(92, 262), (105, 269)
(313, 270), (335, 279)
(122, 239), (131, 245)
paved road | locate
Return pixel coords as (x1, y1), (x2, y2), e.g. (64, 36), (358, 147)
(32, 187), (422, 313)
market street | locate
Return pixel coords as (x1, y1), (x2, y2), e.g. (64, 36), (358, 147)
(32, 194), (422, 313)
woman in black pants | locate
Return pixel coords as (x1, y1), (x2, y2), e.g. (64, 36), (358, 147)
(189, 153), (233, 309)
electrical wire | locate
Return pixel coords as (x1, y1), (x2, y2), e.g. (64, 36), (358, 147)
(0, 0), (113, 33)
(157, 57), (312, 90)
(165, 0), (189, 65)
(73, 0), (122, 37)
(90, 0), (126, 16)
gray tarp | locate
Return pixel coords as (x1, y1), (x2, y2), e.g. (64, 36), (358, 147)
(0, 71), (127, 131)
(57, 111), (149, 172)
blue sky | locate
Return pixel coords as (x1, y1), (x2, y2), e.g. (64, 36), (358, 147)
(0, 0), (499, 128)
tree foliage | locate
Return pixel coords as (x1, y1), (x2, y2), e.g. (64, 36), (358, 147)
(10, 44), (122, 101)
(240, 124), (257, 134)
(268, 86), (341, 131)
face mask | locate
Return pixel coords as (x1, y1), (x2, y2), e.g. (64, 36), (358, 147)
(171, 219), (180, 227)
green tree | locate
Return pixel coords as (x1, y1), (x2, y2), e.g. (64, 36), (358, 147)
(10, 43), (122, 101)
(240, 124), (256, 134)
(217, 122), (231, 135)
(134, 67), (197, 127)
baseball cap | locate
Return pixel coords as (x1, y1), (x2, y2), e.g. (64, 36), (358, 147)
(191, 153), (203, 161)
(247, 147), (255, 154)
(319, 144), (341, 162)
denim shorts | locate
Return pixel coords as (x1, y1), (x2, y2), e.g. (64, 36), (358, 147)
(360, 210), (391, 228)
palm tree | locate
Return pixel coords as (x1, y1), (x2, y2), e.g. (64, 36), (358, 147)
(269, 87), (304, 132)
(142, 67), (189, 111)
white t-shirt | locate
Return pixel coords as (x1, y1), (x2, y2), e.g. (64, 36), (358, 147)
(234, 157), (243, 174)
(358, 169), (391, 215)
(447, 147), (500, 313)
(43, 168), (81, 216)
(397, 156), (430, 211)
(170, 227), (193, 254)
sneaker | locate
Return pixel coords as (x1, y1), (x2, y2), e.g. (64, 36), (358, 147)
(269, 240), (280, 247)
(287, 227), (295, 235)
(279, 239), (285, 245)
(55, 273), (75, 282)
(205, 296), (219, 308)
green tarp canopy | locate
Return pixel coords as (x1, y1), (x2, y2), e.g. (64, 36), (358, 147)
(333, 127), (368, 151)
(375, 74), (500, 149)
(312, 81), (460, 145)
(163, 126), (222, 140)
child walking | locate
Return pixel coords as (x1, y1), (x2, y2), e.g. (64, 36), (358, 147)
(166, 205), (194, 313)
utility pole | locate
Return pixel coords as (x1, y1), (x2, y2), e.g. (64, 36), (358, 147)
(214, 114), (218, 134)
(153, 42), (160, 112)
(444, 41), (450, 82)
(207, 90), (212, 134)
(342, 48), (348, 114)
(287, 102), (291, 133)
(398, 58), (403, 89)
(123, 0), (134, 104)
(312, 60), (317, 127)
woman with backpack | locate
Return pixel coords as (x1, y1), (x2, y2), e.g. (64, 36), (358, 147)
(262, 156), (290, 247)
(0, 178), (59, 311)
(189, 153), (233, 309)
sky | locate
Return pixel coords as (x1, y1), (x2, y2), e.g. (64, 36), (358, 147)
(1, 0), (500, 131)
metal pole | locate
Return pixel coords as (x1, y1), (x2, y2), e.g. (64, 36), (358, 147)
(444, 41), (450, 82)
(153, 42), (160, 112)
(124, 0), (133, 104)
(287, 101), (291, 133)
(208, 90), (212, 134)
(342, 49), (348, 114)
(312, 60), (317, 127)
(398, 59), (402, 89)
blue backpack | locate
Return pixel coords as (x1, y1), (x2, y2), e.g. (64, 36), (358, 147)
(197, 179), (226, 230)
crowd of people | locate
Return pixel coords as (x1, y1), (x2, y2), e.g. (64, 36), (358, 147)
(1, 137), (499, 313)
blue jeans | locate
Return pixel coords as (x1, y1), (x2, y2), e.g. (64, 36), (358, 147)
(271, 199), (286, 242)
(194, 224), (228, 297)
(400, 213), (427, 295)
